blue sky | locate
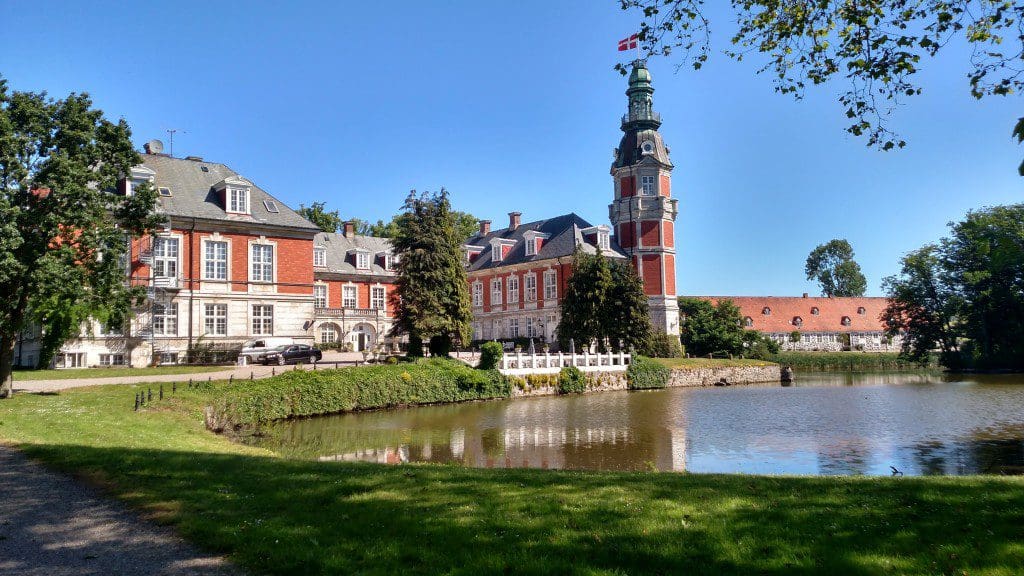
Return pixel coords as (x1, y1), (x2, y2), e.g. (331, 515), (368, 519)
(2, 1), (1020, 296)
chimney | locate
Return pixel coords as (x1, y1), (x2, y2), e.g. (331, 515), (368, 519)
(508, 212), (521, 231)
(343, 221), (356, 238)
(802, 293), (809, 298)
(479, 220), (491, 236)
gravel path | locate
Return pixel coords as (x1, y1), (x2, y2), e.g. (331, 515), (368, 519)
(0, 446), (241, 576)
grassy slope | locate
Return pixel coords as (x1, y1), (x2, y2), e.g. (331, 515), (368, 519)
(12, 365), (228, 381)
(1, 383), (1023, 575)
(653, 357), (776, 369)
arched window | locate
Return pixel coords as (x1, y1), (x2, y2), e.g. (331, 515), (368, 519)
(811, 307), (819, 315)
(841, 316), (852, 326)
(762, 307), (771, 315)
(857, 306), (866, 315)
(792, 316), (803, 327)
(744, 316), (753, 327)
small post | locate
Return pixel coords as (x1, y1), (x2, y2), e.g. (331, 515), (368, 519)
(188, 378), (193, 388)
(159, 385), (163, 400)
(272, 367), (276, 376)
(208, 376), (211, 384)
(172, 381), (177, 393)
(229, 374), (234, 385)
(134, 393), (139, 411)
(250, 371), (254, 381)
(147, 388), (152, 402)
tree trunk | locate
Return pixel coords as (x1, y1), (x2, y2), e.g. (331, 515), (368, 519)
(0, 334), (15, 399)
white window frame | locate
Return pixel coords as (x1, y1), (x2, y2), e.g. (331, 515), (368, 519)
(641, 175), (656, 196)
(509, 318), (519, 338)
(543, 270), (557, 300)
(99, 353), (125, 366)
(153, 236), (179, 279)
(525, 239), (536, 256)
(526, 317), (537, 338)
(314, 284), (328, 309)
(153, 302), (177, 336)
(597, 232), (610, 251)
(252, 305), (273, 335)
(507, 276), (519, 305)
(524, 274), (537, 302)
(251, 244), (274, 283)
(314, 247), (327, 268)
(491, 278), (502, 306)
(228, 188), (249, 214)
(472, 281), (484, 307)
(320, 323), (339, 344)
(356, 251), (370, 270)
(371, 286), (386, 310)
(342, 285), (358, 308)
(204, 240), (228, 280)
(204, 303), (227, 336)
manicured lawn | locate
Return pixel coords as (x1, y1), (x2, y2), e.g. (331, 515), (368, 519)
(2, 381), (1023, 575)
(653, 357), (776, 369)
(11, 365), (229, 381)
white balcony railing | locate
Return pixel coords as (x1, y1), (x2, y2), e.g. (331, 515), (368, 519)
(499, 351), (631, 375)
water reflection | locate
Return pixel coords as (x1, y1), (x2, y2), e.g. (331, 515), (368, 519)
(245, 372), (1024, 476)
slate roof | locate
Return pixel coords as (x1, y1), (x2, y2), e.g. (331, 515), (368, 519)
(695, 296), (891, 333)
(315, 232), (396, 277)
(464, 213), (627, 273)
(141, 154), (319, 232)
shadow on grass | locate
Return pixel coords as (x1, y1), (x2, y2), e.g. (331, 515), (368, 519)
(17, 444), (1024, 575)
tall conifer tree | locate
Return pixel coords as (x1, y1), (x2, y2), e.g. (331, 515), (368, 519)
(604, 260), (652, 353)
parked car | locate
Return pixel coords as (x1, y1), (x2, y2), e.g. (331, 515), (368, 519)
(258, 344), (323, 365)
(241, 337), (295, 361)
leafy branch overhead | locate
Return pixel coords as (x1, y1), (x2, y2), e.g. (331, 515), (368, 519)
(619, 1), (1024, 154)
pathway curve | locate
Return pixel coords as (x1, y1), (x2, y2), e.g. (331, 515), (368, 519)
(0, 446), (241, 576)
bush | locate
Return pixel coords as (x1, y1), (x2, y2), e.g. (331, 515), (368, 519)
(790, 331), (802, 343)
(478, 341), (504, 370)
(643, 333), (684, 358)
(210, 358), (510, 427)
(557, 366), (586, 394)
(626, 356), (672, 390)
(769, 351), (932, 371)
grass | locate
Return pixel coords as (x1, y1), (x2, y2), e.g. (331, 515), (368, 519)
(2, 379), (1024, 574)
(12, 365), (229, 381)
(652, 357), (776, 369)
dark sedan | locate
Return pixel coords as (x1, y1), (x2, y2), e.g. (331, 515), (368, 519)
(259, 344), (323, 365)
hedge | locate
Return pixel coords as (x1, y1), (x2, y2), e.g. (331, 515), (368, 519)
(478, 341), (503, 370)
(209, 358), (510, 428)
(769, 351), (934, 371)
(626, 355), (672, 389)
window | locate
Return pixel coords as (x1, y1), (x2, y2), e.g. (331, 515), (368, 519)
(509, 318), (519, 338)
(525, 239), (536, 257)
(472, 282), (483, 307)
(371, 286), (386, 310)
(204, 240), (227, 280)
(252, 305), (273, 335)
(597, 232), (610, 251)
(526, 317), (537, 338)
(762, 307), (771, 315)
(524, 274), (537, 302)
(507, 276), (519, 305)
(204, 303), (227, 336)
(263, 199), (279, 213)
(356, 252), (370, 270)
(158, 187), (172, 197)
(857, 307), (866, 315)
(153, 237), (178, 278)
(491, 278), (502, 306)
(99, 353), (125, 366)
(251, 244), (274, 282)
(314, 247), (327, 267)
(153, 302), (177, 335)
(811, 307), (819, 315)
(228, 188), (249, 213)
(159, 352), (179, 365)
(320, 324), (339, 343)
(314, 284), (328, 308)
(793, 316), (803, 327)
(343, 285), (358, 308)
(543, 270), (557, 300)
(641, 175), (655, 196)
(743, 316), (753, 327)
(841, 316), (852, 326)
(384, 253), (395, 271)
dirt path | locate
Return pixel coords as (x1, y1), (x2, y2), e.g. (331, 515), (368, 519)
(0, 446), (241, 576)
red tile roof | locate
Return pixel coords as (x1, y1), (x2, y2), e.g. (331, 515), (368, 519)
(694, 296), (890, 333)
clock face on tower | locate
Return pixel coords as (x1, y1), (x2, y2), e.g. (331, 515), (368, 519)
(641, 141), (654, 154)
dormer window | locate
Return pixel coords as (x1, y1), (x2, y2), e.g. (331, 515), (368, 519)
(522, 231), (550, 257)
(490, 238), (515, 263)
(841, 316), (852, 326)
(581, 225), (611, 251)
(356, 252), (370, 270)
(597, 230), (610, 250)
(743, 316), (753, 327)
(762, 307), (771, 315)
(228, 188), (249, 214)
(857, 306), (866, 315)
(525, 240), (537, 257)
(383, 253), (394, 271)
(792, 316), (803, 327)
(811, 307), (819, 315)
(313, 247), (327, 268)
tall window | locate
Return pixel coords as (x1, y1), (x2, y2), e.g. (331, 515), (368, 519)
(314, 247), (327, 267)
(153, 302), (177, 335)
(204, 240), (227, 280)
(597, 232), (610, 251)
(356, 252), (369, 270)
(371, 286), (386, 310)
(314, 284), (327, 308)
(543, 270), (557, 300)
(526, 317), (537, 338)
(204, 303), (227, 336)
(229, 188), (249, 213)
(525, 238), (536, 256)
(491, 278), (502, 306)
(342, 285), (358, 308)
(472, 282), (483, 307)
(509, 318), (519, 338)
(251, 244), (274, 282)
(153, 237), (178, 278)
(641, 175), (655, 196)
(252, 305), (273, 335)
(524, 274), (537, 301)
(320, 323), (339, 343)
(507, 276), (519, 305)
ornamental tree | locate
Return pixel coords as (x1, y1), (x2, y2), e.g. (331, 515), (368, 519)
(0, 78), (158, 397)
(805, 239), (868, 297)
(678, 297), (746, 356)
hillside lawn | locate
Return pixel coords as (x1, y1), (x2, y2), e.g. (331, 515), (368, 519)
(12, 365), (228, 381)
(1, 375), (1023, 574)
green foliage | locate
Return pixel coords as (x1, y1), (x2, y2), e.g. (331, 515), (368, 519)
(365, 210), (479, 241)
(390, 189), (473, 352)
(557, 366), (586, 395)
(789, 331), (802, 344)
(678, 297), (746, 357)
(742, 331), (780, 361)
(477, 341), (503, 370)
(643, 332), (683, 358)
(626, 355), (672, 390)
(770, 352), (931, 371)
(805, 239), (867, 297)
(559, 250), (652, 352)
(0, 78), (158, 396)
(212, 358), (509, 427)
(296, 201), (344, 233)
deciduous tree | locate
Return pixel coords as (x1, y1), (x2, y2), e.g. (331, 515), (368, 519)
(678, 297), (746, 357)
(297, 202), (344, 233)
(0, 79), (158, 397)
(805, 239), (868, 297)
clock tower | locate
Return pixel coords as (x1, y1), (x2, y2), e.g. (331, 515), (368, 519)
(609, 60), (680, 335)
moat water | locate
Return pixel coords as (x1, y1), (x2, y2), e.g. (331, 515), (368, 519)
(244, 372), (1024, 476)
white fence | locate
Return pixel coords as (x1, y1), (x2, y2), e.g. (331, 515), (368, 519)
(499, 351), (631, 376)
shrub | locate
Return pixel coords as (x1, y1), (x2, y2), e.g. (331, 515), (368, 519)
(790, 331), (802, 343)
(769, 351), (932, 371)
(478, 341), (504, 370)
(557, 366), (586, 394)
(626, 355), (672, 390)
(643, 333), (684, 358)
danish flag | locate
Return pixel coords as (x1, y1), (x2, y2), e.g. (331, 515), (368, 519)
(618, 34), (638, 51)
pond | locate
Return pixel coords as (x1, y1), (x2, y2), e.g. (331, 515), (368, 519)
(243, 372), (1024, 476)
